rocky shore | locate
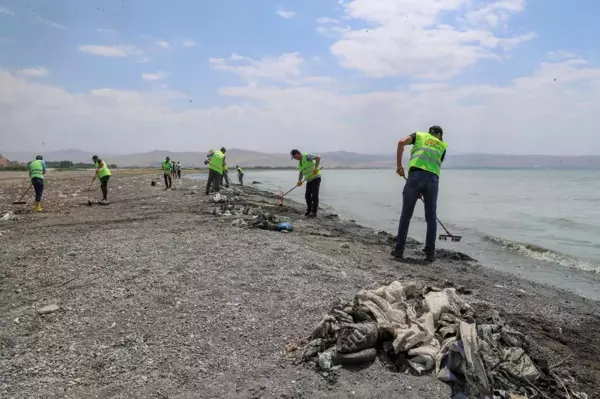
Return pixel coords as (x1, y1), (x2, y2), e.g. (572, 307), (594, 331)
(1, 170), (599, 398)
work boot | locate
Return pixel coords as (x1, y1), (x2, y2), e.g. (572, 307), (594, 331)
(390, 248), (403, 260)
(34, 202), (43, 212)
(304, 209), (311, 216)
(425, 251), (435, 262)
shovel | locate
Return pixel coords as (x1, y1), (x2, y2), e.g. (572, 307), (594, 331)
(278, 167), (323, 206)
(402, 176), (462, 242)
(13, 185), (32, 205)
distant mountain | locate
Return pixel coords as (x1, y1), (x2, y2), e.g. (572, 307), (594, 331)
(2, 148), (599, 169)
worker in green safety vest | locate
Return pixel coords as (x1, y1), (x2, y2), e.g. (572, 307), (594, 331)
(236, 165), (244, 185)
(92, 155), (112, 202)
(162, 156), (172, 190)
(221, 161), (231, 188)
(29, 155), (47, 212)
(290, 149), (322, 217)
(392, 125), (448, 262)
(204, 147), (225, 195)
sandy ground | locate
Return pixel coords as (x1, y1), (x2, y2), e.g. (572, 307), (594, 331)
(1, 170), (599, 399)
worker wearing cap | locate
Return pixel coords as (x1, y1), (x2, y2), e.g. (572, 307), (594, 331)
(393, 126), (448, 262)
(236, 165), (244, 185)
(204, 147), (225, 195)
(290, 149), (322, 217)
(92, 155), (112, 202)
(162, 156), (172, 189)
(29, 155), (46, 212)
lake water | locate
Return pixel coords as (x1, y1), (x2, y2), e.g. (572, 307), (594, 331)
(190, 169), (600, 300)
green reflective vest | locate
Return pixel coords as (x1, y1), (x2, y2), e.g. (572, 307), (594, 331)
(162, 160), (171, 175)
(29, 160), (44, 180)
(408, 132), (448, 177)
(95, 161), (111, 178)
(209, 150), (225, 175)
(237, 167), (244, 174)
(298, 153), (321, 181)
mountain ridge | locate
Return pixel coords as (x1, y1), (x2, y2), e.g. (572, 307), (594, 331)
(2, 149), (600, 169)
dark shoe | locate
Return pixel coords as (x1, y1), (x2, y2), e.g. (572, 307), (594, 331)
(425, 252), (435, 262)
(305, 210), (311, 216)
(391, 249), (403, 260)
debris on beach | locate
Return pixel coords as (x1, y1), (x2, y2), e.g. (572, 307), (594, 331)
(36, 304), (60, 315)
(296, 280), (570, 399)
(276, 221), (293, 232)
(252, 181), (262, 185)
(209, 193), (228, 204)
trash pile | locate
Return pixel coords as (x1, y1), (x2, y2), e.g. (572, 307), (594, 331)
(296, 280), (580, 399)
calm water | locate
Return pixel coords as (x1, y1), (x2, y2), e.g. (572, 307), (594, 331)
(191, 169), (600, 300)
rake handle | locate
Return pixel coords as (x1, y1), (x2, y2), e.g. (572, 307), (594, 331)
(281, 167), (323, 199)
(16, 185), (33, 203)
(402, 175), (454, 237)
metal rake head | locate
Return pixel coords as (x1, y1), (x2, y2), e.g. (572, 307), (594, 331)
(439, 234), (462, 242)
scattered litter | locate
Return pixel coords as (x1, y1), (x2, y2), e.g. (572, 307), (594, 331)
(231, 219), (247, 228)
(209, 193), (228, 204)
(1, 211), (14, 221)
(151, 181), (156, 186)
(297, 280), (566, 398)
(340, 243), (350, 249)
(37, 304), (60, 315)
(252, 181), (262, 185)
(276, 222), (293, 232)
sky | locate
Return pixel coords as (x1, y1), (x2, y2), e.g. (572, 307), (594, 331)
(1, 0), (600, 156)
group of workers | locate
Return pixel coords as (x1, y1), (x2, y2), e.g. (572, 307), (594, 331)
(27, 125), (446, 262)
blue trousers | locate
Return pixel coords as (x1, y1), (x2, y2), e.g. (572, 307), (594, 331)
(395, 169), (439, 254)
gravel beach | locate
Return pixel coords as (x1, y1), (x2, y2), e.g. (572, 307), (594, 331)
(1, 170), (599, 398)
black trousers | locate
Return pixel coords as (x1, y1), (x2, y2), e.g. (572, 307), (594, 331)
(100, 175), (110, 200)
(177, 170), (181, 179)
(206, 169), (221, 194)
(305, 177), (321, 214)
(163, 174), (172, 188)
(31, 177), (44, 202)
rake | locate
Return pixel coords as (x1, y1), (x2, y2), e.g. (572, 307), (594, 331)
(402, 176), (462, 242)
(12, 185), (32, 205)
(278, 167), (323, 206)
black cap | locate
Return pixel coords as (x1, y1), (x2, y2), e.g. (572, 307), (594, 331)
(36, 155), (43, 160)
(428, 125), (443, 136)
(220, 147), (226, 153)
(92, 155), (98, 161)
(290, 149), (300, 159)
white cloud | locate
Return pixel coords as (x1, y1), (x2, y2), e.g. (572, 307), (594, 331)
(276, 7), (296, 19)
(1, 57), (599, 155)
(548, 50), (578, 60)
(0, 6), (15, 16)
(141, 71), (169, 81)
(182, 39), (198, 47)
(96, 28), (116, 33)
(136, 57), (152, 64)
(78, 44), (142, 57)
(32, 15), (67, 29)
(17, 67), (49, 78)
(325, 0), (535, 80)
(209, 53), (304, 83)
(156, 40), (170, 48)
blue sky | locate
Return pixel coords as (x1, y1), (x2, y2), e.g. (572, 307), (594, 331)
(1, 0), (600, 154)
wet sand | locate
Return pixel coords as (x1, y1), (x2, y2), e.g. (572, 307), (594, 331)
(0, 170), (599, 398)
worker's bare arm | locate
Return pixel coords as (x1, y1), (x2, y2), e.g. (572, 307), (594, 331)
(396, 135), (413, 176)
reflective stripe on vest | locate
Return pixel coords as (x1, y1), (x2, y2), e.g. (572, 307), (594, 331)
(237, 167), (244, 174)
(408, 132), (448, 177)
(95, 161), (111, 178)
(30, 160), (44, 180)
(209, 151), (225, 174)
(297, 153), (321, 181)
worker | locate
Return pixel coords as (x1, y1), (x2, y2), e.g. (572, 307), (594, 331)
(91, 155), (112, 202)
(171, 160), (176, 179)
(177, 161), (182, 179)
(221, 162), (231, 188)
(392, 125), (448, 262)
(162, 156), (172, 190)
(204, 147), (225, 195)
(236, 165), (244, 185)
(290, 149), (322, 217)
(29, 155), (46, 212)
